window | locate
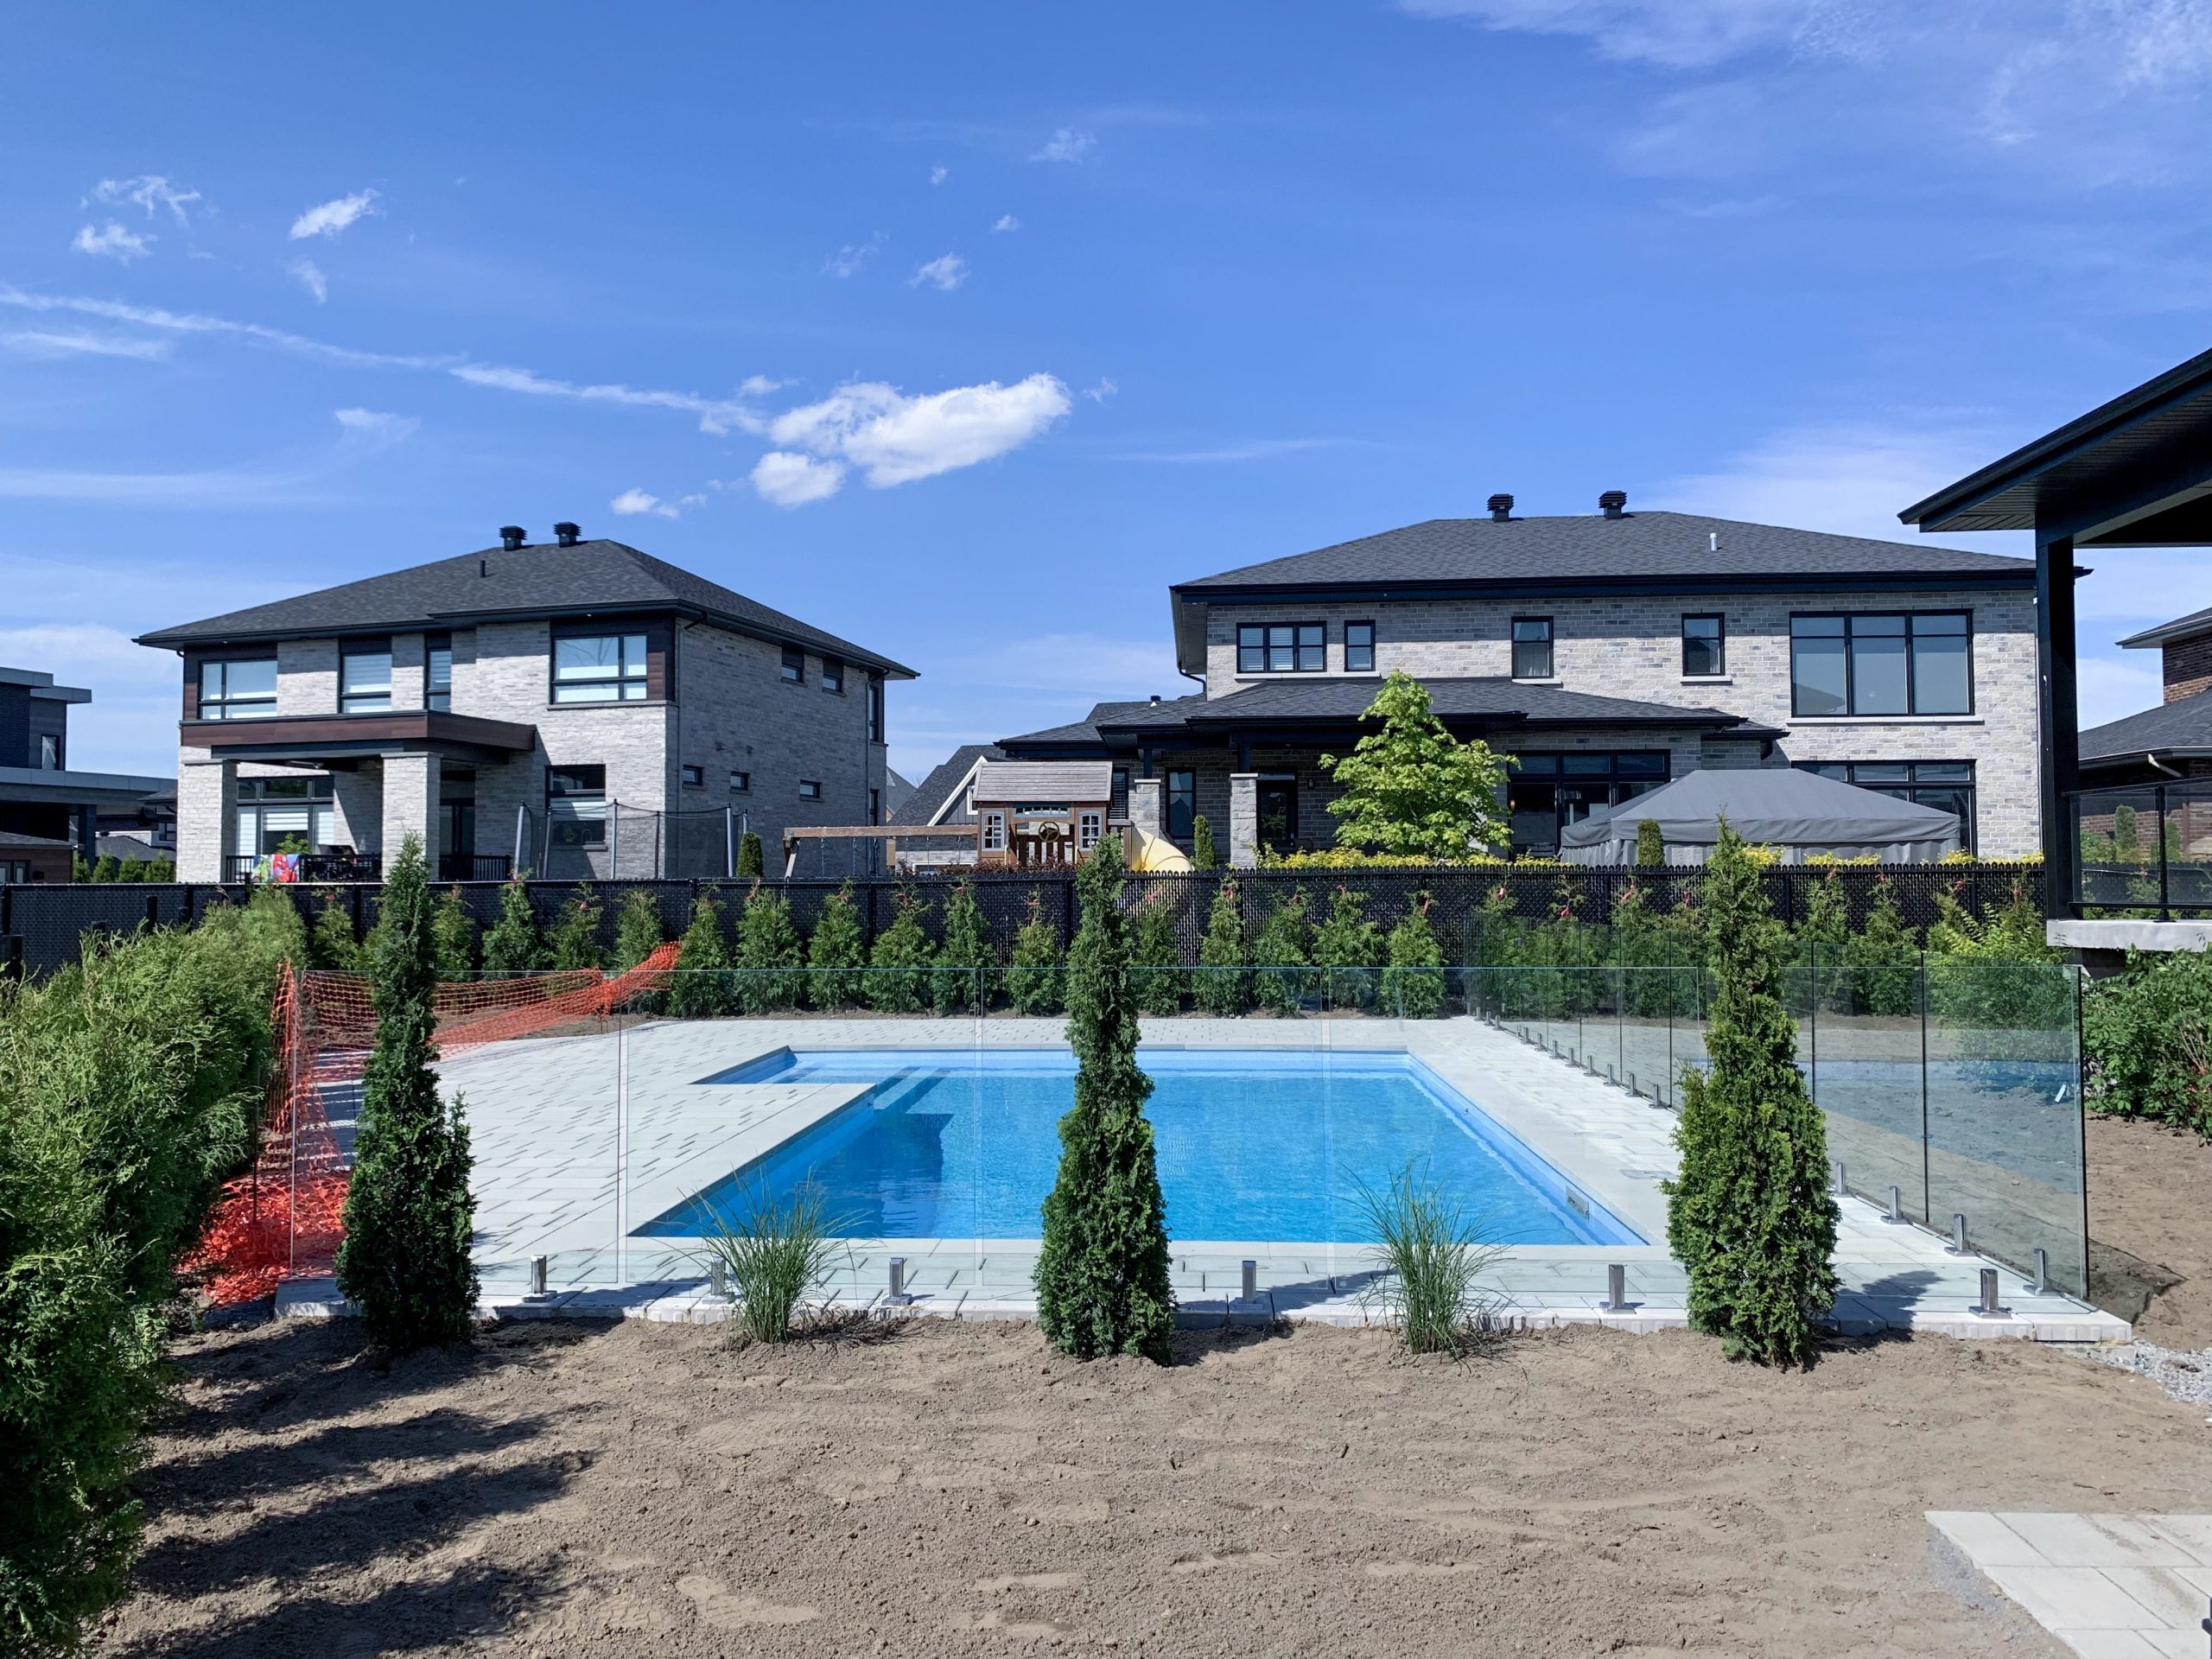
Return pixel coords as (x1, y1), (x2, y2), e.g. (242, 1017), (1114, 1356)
(1166, 768), (1196, 839)
(780, 647), (805, 684)
(236, 773), (336, 853)
(822, 657), (844, 695)
(199, 658), (278, 720)
(868, 787), (881, 825)
(1077, 810), (1103, 851)
(680, 764), (705, 789)
(798, 779), (822, 801)
(1236, 622), (1324, 674)
(1790, 612), (1970, 716)
(1681, 614), (1725, 677)
(340, 646), (392, 714)
(1344, 620), (1376, 673)
(868, 677), (884, 743)
(38, 734), (59, 770)
(728, 770), (750, 792)
(551, 633), (648, 703)
(0, 860), (29, 883)
(1795, 760), (1977, 851)
(1510, 617), (1554, 679)
(1505, 751), (1669, 855)
(547, 764), (607, 845)
(981, 810), (1007, 852)
(426, 636), (453, 711)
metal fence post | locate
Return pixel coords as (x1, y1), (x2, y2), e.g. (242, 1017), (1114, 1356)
(2158, 783), (2171, 921)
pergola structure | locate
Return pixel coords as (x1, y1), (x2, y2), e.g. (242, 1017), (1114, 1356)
(1901, 345), (2212, 925)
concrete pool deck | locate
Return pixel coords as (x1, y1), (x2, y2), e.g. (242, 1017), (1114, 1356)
(275, 1013), (2126, 1344)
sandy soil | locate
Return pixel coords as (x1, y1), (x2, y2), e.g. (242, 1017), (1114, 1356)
(88, 1316), (2212, 1659)
(2088, 1113), (2212, 1348)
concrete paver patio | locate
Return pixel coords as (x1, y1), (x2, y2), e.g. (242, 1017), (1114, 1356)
(1930, 1512), (2212, 1656)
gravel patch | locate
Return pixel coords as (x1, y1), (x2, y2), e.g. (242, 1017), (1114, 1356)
(2081, 1338), (2212, 1410)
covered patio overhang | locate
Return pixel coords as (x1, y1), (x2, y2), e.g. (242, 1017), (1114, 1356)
(180, 710), (539, 769)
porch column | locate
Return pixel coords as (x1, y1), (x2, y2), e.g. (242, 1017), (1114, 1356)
(380, 752), (437, 874)
(1228, 772), (1260, 869)
(1127, 775), (1164, 844)
(175, 753), (236, 882)
(2037, 528), (2079, 917)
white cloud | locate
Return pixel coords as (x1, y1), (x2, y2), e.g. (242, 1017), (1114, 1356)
(739, 373), (789, 396)
(1031, 127), (1097, 163)
(611, 487), (682, 518)
(289, 188), (381, 240)
(1117, 436), (1375, 464)
(0, 283), (441, 370)
(0, 407), (415, 506)
(2, 328), (170, 360)
(87, 175), (202, 225)
(823, 233), (885, 278)
(768, 374), (1071, 487)
(1083, 378), (1117, 404)
(73, 222), (151, 261)
(1396, 0), (1811, 69)
(749, 451), (847, 507)
(910, 253), (969, 290)
(992, 213), (1021, 232)
(448, 362), (765, 435)
(930, 164), (949, 185)
(289, 258), (328, 302)
(0, 621), (186, 778)
(331, 407), (420, 446)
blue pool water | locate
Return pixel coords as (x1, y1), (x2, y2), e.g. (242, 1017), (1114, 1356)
(639, 1048), (1639, 1246)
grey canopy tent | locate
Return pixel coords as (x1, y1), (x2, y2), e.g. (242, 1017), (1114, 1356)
(1558, 767), (1961, 866)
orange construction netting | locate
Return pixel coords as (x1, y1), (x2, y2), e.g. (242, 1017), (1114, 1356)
(188, 942), (680, 1306)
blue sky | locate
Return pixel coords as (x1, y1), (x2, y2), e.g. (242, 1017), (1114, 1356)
(6, 3), (2210, 783)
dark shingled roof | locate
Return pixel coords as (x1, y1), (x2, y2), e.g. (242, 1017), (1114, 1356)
(2118, 604), (2212, 650)
(1174, 511), (2034, 593)
(2082, 689), (2212, 766)
(137, 537), (916, 677)
(891, 743), (1005, 826)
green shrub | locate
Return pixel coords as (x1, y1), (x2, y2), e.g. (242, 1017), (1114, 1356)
(1007, 889), (1065, 1016)
(1252, 887), (1314, 1015)
(1663, 823), (1838, 1368)
(1636, 817), (1664, 868)
(736, 883), (807, 1013)
(90, 854), (121, 884)
(864, 888), (935, 1013)
(1129, 887), (1185, 1016)
(480, 874), (546, 976)
(805, 883), (867, 1009)
(696, 1180), (848, 1344)
(147, 858), (175, 883)
(1796, 868), (1849, 1011)
(1925, 880), (2069, 1037)
(932, 879), (995, 1014)
(308, 891), (360, 971)
(1034, 834), (1176, 1362)
(545, 884), (604, 970)
(736, 830), (765, 880)
(431, 885), (480, 980)
(1352, 1160), (1504, 1354)
(1313, 885), (1382, 1010)
(335, 836), (478, 1350)
(1381, 893), (1446, 1019)
(1841, 876), (1917, 1017)
(668, 891), (735, 1017)
(1190, 815), (1217, 870)
(1194, 879), (1249, 1015)
(612, 888), (664, 972)
(2085, 948), (2212, 1135)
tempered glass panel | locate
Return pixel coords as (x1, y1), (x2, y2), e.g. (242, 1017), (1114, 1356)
(1911, 628), (1971, 713)
(1853, 631), (1909, 714)
(1791, 632), (1848, 715)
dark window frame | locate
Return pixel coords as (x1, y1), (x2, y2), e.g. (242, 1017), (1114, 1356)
(798, 779), (823, 801)
(1344, 620), (1376, 673)
(1166, 767), (1197, 839)
(1510, 616), (1554, 680)
(339, 641), (394, 715)
(679, 763), (705, 789)
(549, 630), (650, 706)
(1790, 758), (1978, 851)
(1236, 620), (1326, 674)
(425, 632), (454, 712)
(38, 733), (60, 770)
(780, 646), (806, 685)
(1681, 613), (1726, 678)
(868, 786), (881, 825)
(821, 657), (845, 696)
(545, 763), (608, 846)
(728, 769), (751, 792)
(197, 655), (280, 721)
(867, 677), (884, 742)
(1789, 609), (1974, 718)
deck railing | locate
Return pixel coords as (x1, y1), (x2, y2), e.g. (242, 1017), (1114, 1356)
(2069, 780), (2212, 918)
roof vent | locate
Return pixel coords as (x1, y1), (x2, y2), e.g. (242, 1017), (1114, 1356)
(554, 521), (581, 547)
(1487, 493), (1515, 522)
(1599, 490), (1627, 519)
(499, 525), (525, 551)
(1149, 693), (1161, 704)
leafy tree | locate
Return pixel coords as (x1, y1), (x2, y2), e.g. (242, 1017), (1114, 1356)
(1841, 875), (1918, 1017)
(1312, 885), (1382, 1009)
(736, 830), (765, 879)
(1381, 892), (1447, 1018)
(1194, 879), (1249, 1015)
(1251, 886), (1315, 1015)
(1190, 814), (1217, 870)
(1663, 821), (1838, 1368)
(431, 885), (480, 980)
(480, 874), (546, 976)
(1636, 817), (1665, 868)
(308, 891), (360, 972)
(736, 881), (807, 1012)
(1319, 671), (1511, 859)
(932, 879), (995, 1014)
(1034, 833), (1176, 1362)
(1006, 888), (1065, 1016)
(545, 883), (605, 970)
(335, 835), (478, 1350)
(1129, 886), (1185, 1016)
(865, 888), (935, 1012)
(612, 887), (665, 972)
(804, 882), (867, 1009)
(668, 890), (735, 1017)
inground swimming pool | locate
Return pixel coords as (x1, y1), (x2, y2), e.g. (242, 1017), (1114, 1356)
(638, 1048), (1640, 1247)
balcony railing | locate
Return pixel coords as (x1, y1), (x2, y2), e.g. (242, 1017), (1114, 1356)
(2069, 781), (2212, 918)
(438, 853), (512, 883)
(226, 852), (383, 884)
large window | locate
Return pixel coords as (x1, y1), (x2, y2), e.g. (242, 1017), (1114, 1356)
(547, 764), (607, 845)
(1344, 620), (1376, 673)
(551, 633), (648, 703)
(1795, 760), (1977, 850)
(1166, 768), (1196, 839)
(340, 646), (392, 714)
(426, 636), (453, 711)
(1237, 622), (1324, 674)
(1510, 617), (1554, 680)
(1505, 751), (1668, 855)
(1790, 612), (1970, 717)
(199, 658), (278, 720)
(236, 773), (336, 853)
(1681, 614), (1725, 677)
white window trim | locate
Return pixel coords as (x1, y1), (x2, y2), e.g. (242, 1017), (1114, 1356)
(981, 810), (1007, 852)
(1077, 810), (1103, 851)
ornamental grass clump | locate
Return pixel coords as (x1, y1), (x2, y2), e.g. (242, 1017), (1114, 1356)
(1663, 821), (1838, 1369)
(696, 1179), (849, 1344)
(1035, 834), (1176, 1362)
(1352, 1160), (1505, 1356)
(805, 882), (868, 1009)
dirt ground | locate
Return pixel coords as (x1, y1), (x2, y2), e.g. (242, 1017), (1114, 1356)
(88, 1314), (2212, 1659)
(2087, 1112), (2212, 1348)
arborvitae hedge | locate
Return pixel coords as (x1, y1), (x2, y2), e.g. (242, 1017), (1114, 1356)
(865, 889), (935, 1013)
(1636, 817), (1665, 868)
(309, 892), (360, 971)
(335, 836), (479, 1351)
(1034, 835), (1176, 1362)
(1380, 893), (1446, 1018)
(736, 882), (807, 1012)
(1130, 889), (1185, 1016)
(480, 874), (546, 976)
(736, 830), (765, 879)
(805, 882), (867, 1009)
(932, 880), (995, 1014)
(1313, 885), (1382, 1010)
(431, 885), (480, 980)
(545, 884), (604, 970)
(1190, 815), (1217, 870)
(1194, 879), (1249, 1015)
(1842, 876), (1917, 1017)
(668, 891), (734, 1017)
(1007, 888), (1065, 1015)
(1251, 886), (1314, 1015)
(612, 888), (664, 973)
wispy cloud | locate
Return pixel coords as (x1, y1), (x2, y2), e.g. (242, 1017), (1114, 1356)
(750, 451), (848, 508)
(823, 232), (886, 278)
(0, 406), (417, 506)
(910, 252), (969, 290)
(448, 362), (766, 435)
(73, 222), (151, 262)
(289, 188), (381, 240)
(992, 213), (1021, 232)
(611, 486), (683, 518)
(288, 258), (328, 302)
(2, 328), (170, 360)
(930, 164), (949, 185)
(767, 375), (1072, 493)
(87, 175), (202, 226)
(0, 284), (440, 370)
(1082, 378), (1117, 404)
(1116, 436), (1370, 464)
(1031, 127), (1096, 163)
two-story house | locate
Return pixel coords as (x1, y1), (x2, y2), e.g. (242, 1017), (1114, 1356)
(0, 665), (171, 881)
(2080, 605), (2212, 788)
(995, 494), (2040, 866)
(137, 524), (914, 883)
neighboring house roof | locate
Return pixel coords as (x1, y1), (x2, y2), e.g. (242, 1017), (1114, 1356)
(893, 744), (1006, 826)
(0, 766), (174, 807)
(881, 768), (915, 820)
(95, 834), (164, 861)
(136, 537), (917, 677)
(971, 760), (1115, 804)
(0, 830), (74, 849)
(2118, 605), (2212, 650)
(0, 665), (91, 703)
(2081, 688), (2212, 767)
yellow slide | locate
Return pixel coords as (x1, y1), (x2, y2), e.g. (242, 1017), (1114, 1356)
(1121, 825), (1193, 872)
